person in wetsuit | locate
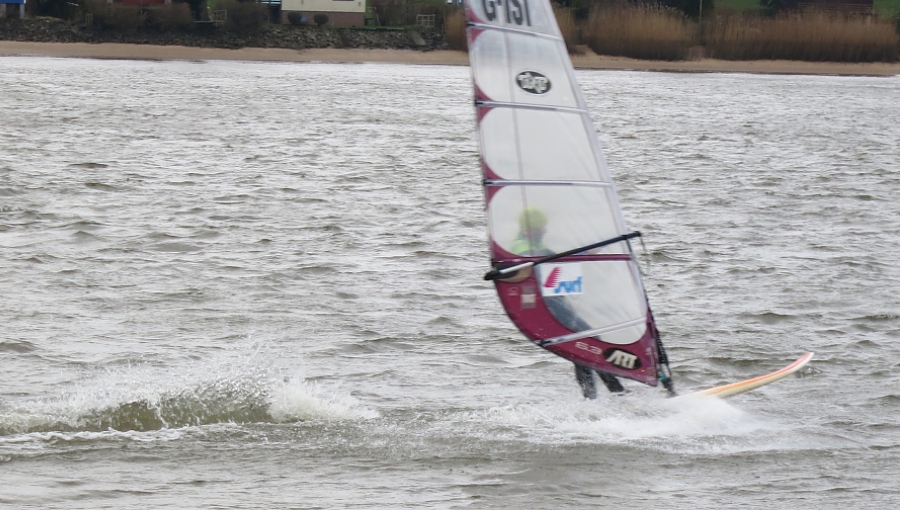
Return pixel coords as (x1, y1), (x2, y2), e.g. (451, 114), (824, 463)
(511, 207), (625, 399)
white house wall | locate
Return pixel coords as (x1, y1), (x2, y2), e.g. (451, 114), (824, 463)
(282, 0), (365, 13)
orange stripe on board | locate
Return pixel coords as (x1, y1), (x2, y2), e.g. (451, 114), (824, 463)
(695, 352), (814, 398)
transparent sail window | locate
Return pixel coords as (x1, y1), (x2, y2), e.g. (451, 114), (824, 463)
(537, 261), (647, 345)
(488, 185), (627, 256)
(480, 108), (604, 182)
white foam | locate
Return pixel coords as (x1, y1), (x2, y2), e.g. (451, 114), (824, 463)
(0, 336), (377, 436)
(462, 393), (774, 451)
(268, 374), (379, 422)
(0, 426), (189, 446)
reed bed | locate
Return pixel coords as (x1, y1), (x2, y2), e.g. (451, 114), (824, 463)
(706, 12), (899, 62)
(553, 6), (581, 54)
(444, 9), (467, 51)
(583, 3), (696, 61)
(444, 3), (898, 63)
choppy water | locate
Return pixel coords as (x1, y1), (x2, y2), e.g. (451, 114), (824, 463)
(0, 57), (898, 508)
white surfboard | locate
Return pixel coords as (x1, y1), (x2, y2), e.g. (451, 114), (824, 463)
(681, 352), (814, 399)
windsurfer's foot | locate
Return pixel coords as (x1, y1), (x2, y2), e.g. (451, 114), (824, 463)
(663, 385), (677, 397)
(597, 371), (626, 393)
(660, 375), (677, 397)
(574, 363), (597, 400)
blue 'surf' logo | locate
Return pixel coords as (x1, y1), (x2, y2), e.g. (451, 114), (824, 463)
(553, 276), (582, 294)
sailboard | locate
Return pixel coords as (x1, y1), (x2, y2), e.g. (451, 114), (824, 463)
(464, 0), (674, 393)
(680, 352), (814, 399)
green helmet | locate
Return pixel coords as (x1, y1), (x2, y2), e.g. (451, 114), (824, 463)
(518, 207), (547, 231)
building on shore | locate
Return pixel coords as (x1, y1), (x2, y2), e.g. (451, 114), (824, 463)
(0, 0), (26, 19)
(280, 0), (365, 26)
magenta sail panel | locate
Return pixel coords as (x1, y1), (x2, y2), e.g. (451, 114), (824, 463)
(465, 0), (662, 386)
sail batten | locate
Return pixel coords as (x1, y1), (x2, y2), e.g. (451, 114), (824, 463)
(539, 318), (650, 347)
(485, 180), (614, 188)
(468, 22), (563, 39)
(475, 101), (589, 115)
(465, 0), (666, 387)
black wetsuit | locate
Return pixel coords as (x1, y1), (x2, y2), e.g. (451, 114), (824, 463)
(512, 237), (625, 398)
(544, 298), (625, 397)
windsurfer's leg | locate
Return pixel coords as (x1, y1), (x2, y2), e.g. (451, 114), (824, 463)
(574, 363), (596, 399)
(596, 371), (626, 393)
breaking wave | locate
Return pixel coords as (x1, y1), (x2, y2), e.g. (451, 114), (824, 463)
(0, 339), (377, 437)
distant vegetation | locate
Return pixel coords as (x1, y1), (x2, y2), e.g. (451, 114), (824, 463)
(877, 0), (900, 18)
(11, 0), (900, 62)
(705, 11), (898, 61)
(443, 9), (467, 50)
(443, 0), (899, 62)
(554, 5), (581, 53)
(79, 0), (195, 32)
(584, 3), (695, 61)
(25, 0), (268, 33)
(22, 0), (462, 34)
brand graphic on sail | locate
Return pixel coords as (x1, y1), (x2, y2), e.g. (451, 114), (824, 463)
(541, 264), (582, 296)
(517, 72), (551, 94)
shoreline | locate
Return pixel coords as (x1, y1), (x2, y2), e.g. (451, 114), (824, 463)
(2, 41), (900, 76)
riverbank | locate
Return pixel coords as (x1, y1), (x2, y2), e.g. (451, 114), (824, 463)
(2, 40), (900, 76)
(0, 17), (447, 51)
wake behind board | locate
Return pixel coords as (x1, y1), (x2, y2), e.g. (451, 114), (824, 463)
(681, 352), (814, 399)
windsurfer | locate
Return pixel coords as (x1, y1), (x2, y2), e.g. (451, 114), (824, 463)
(512, 207), (626, 398)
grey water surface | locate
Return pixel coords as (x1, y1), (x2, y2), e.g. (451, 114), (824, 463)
(1, 57), (898, 509)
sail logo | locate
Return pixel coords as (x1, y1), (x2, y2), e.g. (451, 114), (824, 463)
(516, 71), (551, 95)
(481, 0), (532, 26)
(604, 348), (642, 370)
(540, 263), (583, 296)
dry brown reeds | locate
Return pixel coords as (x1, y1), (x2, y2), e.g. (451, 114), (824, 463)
(444, 9), (467, 51)
(553, 6), (581, 54)
(706, 12), (899, 62)
(583, 3), (695, 61)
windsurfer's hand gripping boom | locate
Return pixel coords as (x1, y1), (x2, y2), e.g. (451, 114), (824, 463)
(484, 231), (644, 281)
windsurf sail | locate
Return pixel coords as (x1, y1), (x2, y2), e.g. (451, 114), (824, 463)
(464, 0), (674, 391)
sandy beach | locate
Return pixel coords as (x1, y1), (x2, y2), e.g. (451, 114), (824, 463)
(1, 40), (899, 76)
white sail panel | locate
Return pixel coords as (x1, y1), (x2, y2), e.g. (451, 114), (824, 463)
(537, 262), (647, 345)
(487, 186), (627, 255)
(506, 38), (577, 108)
(479, 108), (519, 179)
(481, 108), (604, 181)
(471, 31), (577, 108)
(469, 31), (511, 101)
